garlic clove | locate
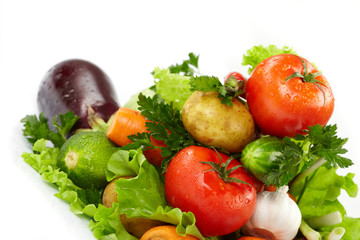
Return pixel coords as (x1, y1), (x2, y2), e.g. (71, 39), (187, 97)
(242, 186), (302, 240)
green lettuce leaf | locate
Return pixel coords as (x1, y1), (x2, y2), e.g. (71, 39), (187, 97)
(22, 141), (206, 239)
(91, 148), (206, 240)
(318, 216), (360, 240)
(242, 45), (297, 75)
(90, 203), (137, 240)
(21, 139), (101, 217)
(290, 165), (359, 239)
(153, 67), (193, 110)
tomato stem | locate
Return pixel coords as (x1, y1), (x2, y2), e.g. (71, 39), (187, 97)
(224, 75), (245, 97)
(200, 148), (251, 186)
(285, 57), (327, 105)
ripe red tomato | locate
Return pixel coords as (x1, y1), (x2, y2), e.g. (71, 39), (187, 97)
(164, 146), (257, 237)
(246, 54), (334, 138)
(224, 71), (247, 99)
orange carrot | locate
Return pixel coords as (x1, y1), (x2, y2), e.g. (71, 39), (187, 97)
(140, 225), (199, 240)
(237, 237), (267, 240)
(107, 107), (147, 146)
(106, 107), (166, 166)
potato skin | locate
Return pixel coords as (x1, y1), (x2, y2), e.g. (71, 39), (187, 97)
(181, 91), (255, 153)
(102, 177), (164, 238)
(102, 177), (122, 208)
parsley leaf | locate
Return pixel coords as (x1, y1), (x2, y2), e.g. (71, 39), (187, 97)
(168, 52), (200, 76)
(127, 93), (196, 169)
(263, 137), (305, 186)
(304, 124), (352, 168)
(21, 111), (79, 148)
(190, 75), (221, 91)
(190, 76), (235, 107)
(242, 124), (353, 187)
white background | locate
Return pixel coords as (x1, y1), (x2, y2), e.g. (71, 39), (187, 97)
(1, 0), (360, 239)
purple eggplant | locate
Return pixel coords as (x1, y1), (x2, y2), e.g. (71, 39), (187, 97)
(37, 59), (120, 131)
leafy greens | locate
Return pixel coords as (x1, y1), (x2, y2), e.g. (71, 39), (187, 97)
(126, 93), (196, 169)
(153, 67), (193, 110)
(241, 124), (353, 187)
(168, 52), (200, 76)
(21, 139), (100, 217)
(21, 111), (79, 148)
(242, 44), (297, 75)
(21, 138), (207, 240)
(90, 148), (205, 240)
(290, 166), (360, 239)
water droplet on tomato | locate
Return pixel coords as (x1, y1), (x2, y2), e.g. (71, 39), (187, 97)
(294, 84), (302, 91)
(282, 64), (291, 71)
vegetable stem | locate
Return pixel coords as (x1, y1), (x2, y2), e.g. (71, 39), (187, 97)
(299, 219), (321, 240)
(85, 106), (110, 132)
(306, 211), (342, 229)
(324, 227), (345, 240)
(290, 157), (326, 188)
(284, 57), (326, 105)
(201, 149), (251, 186)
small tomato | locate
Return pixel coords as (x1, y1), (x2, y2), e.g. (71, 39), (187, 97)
(224, 71), (247, 99)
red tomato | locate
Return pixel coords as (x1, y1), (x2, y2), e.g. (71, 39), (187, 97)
(225, 71), (247, 82)
(250, 174), (265, 192)
(164, 146), (257, 237)
(143, 136), (167, 166)
(246, 54), (334, 138)
(224, 71), (247, 99)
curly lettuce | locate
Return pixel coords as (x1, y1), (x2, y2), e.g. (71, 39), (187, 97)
(153, 67), (193, 110)
(21, 139), (100, 217)
(242, 45), (297, 75)
(90, 148), (205, 240)
(22, 140), (206, 239)
(290, 166), (360, 239)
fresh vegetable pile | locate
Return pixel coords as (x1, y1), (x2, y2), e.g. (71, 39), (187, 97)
(21, 45), (360, 240)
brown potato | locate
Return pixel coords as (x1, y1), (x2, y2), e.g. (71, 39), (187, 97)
(102, 177), (165, 238)
(181, 91), (255, 153)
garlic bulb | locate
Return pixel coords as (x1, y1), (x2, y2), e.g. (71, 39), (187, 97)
(242, 186), (302, 240)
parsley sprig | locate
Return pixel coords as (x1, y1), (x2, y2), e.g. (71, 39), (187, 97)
(263, 124), (352, 186)
(126, 93), (196, 169)
(168, 52), (199, 76)
(21, 111), (79, 148)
